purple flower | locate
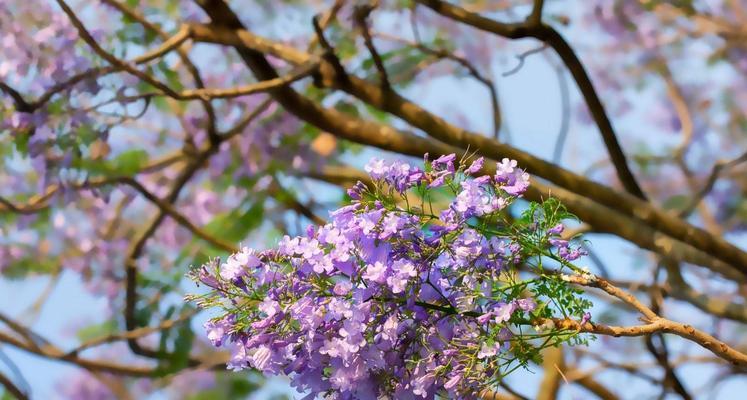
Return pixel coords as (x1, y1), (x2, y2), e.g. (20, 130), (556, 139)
(362, 261), (388, 284)
(197, 263), (221, 289)
(443, 373), (462, 389)
(379, 212), (404, 239)
(493, 302), (517, 323)
(515, 298), (536, 312)
(477, 312), (494, 325)
(432, 153), (456, 172)
(502, 171), (530, 196)
(220, 247), (261, 280)
(493, 158), (529, 196)
(364, 159), (423, 192)
(465, 157), (484, 175)
(427, 171), (449, 188)
(250, 345), (275, 371)
(258, 298), (281, 317)
(386, 260), (417, 293)
(333, 280), (353, 295)
(364, 158), (390, 180)
(477, 342), (501, 359)
(559, 246), (587, 261)
(496, 158), (517, 177)
(278, 235), (300, 255)
(547, 223), (564, 235)
(347, 181), (367, 200)
(189, 153), (592, 399)
(205, 315), (235, 347)
(549, 238), (569, 248)
(498, 327), (513, 342)
(453, 179), (504, 218)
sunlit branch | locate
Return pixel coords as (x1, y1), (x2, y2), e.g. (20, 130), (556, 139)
(0, 330), (156, 376)
(559, 275), (747, 368)
(98, 0), (220, 139)
(186, 21), (747, 276)
(66, 310), (197, 356)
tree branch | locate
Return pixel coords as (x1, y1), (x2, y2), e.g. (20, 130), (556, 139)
(189, 5), (747, 277)
(0, 370), (28, 400)
(66, 311), (196, 356)
(119, 177), (238, 252)
(0, 330), (156, 376)
(559, 275), (747, 368)
(536, 346), (564, 400)
(353, 2), (390, 88)
(99, 0), (220, 139)
(415, 0), (646, 200)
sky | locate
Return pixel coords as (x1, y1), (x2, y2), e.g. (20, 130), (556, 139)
(1, 1), (746, 399)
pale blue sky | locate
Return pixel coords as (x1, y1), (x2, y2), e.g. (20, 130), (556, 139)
(2, 1), (746, 399)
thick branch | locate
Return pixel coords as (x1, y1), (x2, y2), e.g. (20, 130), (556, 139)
(187, 22), (747, 278)
(415, 0), (646, 199)
(536, 346), (564, 400)
(99, 0), (220, 139)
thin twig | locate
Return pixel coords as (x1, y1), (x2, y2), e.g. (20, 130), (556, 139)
(353, 2), (390, 88)
(0, 371), (28, 400)
(66, 311), (196, 356)
(502, 45), (547, 77)
(416, 0), (648, 200)
(681, 151), (747, 216)
(0, 329), (156, 376)
(0, 350), (30, 399)
(551, 60), (571, 163)
(560, 274), (747, 368)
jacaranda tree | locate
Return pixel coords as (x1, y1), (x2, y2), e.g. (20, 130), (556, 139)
(1, 1), (746, 399)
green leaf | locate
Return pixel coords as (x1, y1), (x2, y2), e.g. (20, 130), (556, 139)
(204, 201), (265, 245)
(158, 60), (184, 92)
(76, 149), (149, 176)
(171, 320), (195, 371)
(77, 320), (118, 342)
(2, 256), (58, 279)
(78, 126), (99, 147)
(111, 149), (149, 175)
(663, 194), (689, 211)
(13, 132), (29, 154)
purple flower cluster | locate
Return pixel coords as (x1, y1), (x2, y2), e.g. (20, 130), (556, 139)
(364, 157), (425, 193)
(0, 3), (93, 95)
(0, 2), (98, 135)
(547, 224), (588, 262)
(191, 154), (590, 399)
